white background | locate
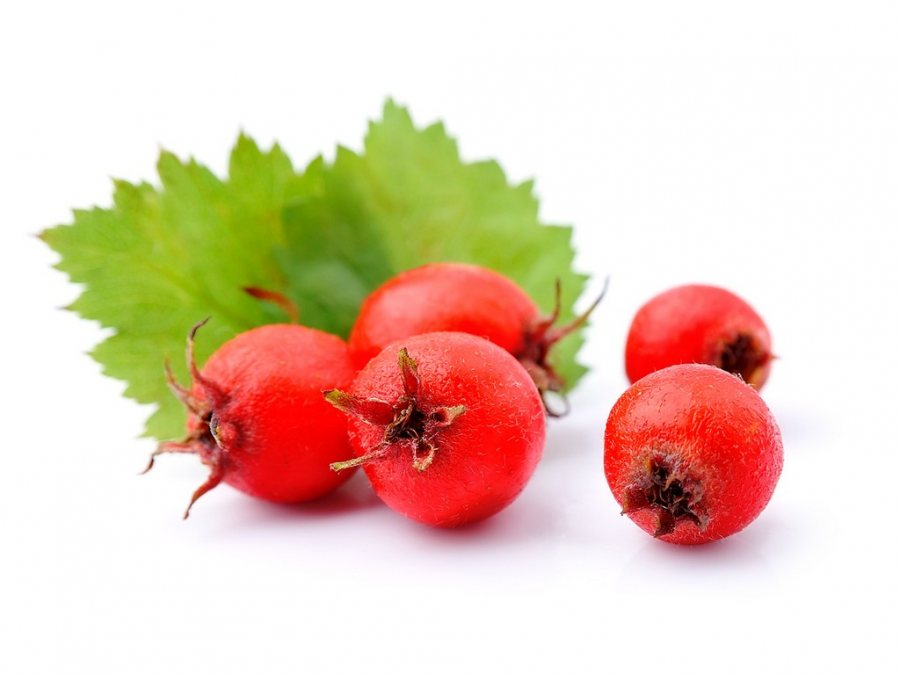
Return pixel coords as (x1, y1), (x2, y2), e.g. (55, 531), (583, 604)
(2, 2), (898, 673)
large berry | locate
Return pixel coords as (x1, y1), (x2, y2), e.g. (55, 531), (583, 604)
(146, 321), (356, 517)
(625, 284), (773, 388)
(604, 364), (783, 544)
(348, 263), (604, 414)
(328, 331), (546, 528)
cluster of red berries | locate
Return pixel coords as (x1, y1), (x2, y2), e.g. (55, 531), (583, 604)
(147, 263), (783, 545)
(613, 285), (782, 543)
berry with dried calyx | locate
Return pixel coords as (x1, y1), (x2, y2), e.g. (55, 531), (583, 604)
(328, 331), (546, 528)
(625, 284), (773, 389)
(604, 364), (783, 544)
(145, 320), (356, 518)
(348, 263), (606, 415)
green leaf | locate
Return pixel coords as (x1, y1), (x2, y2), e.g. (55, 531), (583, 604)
(43, 101), (591, 442)
(42, 136), (307, 439)
(279, 100), (590, 388)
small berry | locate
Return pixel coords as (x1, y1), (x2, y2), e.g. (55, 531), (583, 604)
(327, 332), (546, 528)
(145, 321), (356, 518)
(604, 364), (783, 544)
(348, 263), (606, 414)
(625, 284), (773, 388)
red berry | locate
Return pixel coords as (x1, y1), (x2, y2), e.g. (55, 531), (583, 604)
(348, 263), (605, 414)
(145, 321), (357, 518)
(625, 284), (773, 388)
(327, 332), (546, 528)
(604, 364), (783, 544)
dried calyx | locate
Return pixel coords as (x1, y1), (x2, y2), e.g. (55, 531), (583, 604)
(716, 332), (771, 387)
(141, 318), (229, 519)
(621, 455), (708, 538)
(325, 348), (465, 473)
(517, 277), (609, 417)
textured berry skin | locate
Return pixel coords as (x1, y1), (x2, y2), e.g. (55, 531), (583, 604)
(604, 364), (783, 545)
(339, 332), (546, 528)
(151, 323), (357, 516)
(195, 325), (356, 502)
(625, 284), (772, 389)
(348, 263), (538, 368)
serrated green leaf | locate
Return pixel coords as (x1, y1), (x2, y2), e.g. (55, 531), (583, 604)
(44, 101), (591, 442)
(279, 100), (590, 388)
(42, 136), (307, 439)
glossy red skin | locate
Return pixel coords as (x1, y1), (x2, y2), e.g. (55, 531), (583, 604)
(604, 364), (783, 544)
(625, 284), (772, 388)
(348, 263), (539, 368)
(346, 332), (546, 527)
(190, 324), (356, 503)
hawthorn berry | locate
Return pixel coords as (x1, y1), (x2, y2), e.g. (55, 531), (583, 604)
(327, 331), (546, 528)
(604, 364), (783, 544)
(625, 284), (773, 388)
(348, 262), (606, 415)
(145, 321), (356, 518)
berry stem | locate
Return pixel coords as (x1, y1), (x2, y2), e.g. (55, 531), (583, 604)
(144, 319), (232, 518)
(140, 439), (199, 474)
(184, 458), (227, 520)
(186, 317), (211, 386)
(164, 359), (204, 415)
(431, 405), (467, 427)
(519, 277), (610, 417)
(545, 276), (610, 345)
(330, 442), (390, 472)
(397, 347), (420, 396)
(324, 390), (395, 425)
(243, 286), (300, 324)
(411, 440), (438, 472)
